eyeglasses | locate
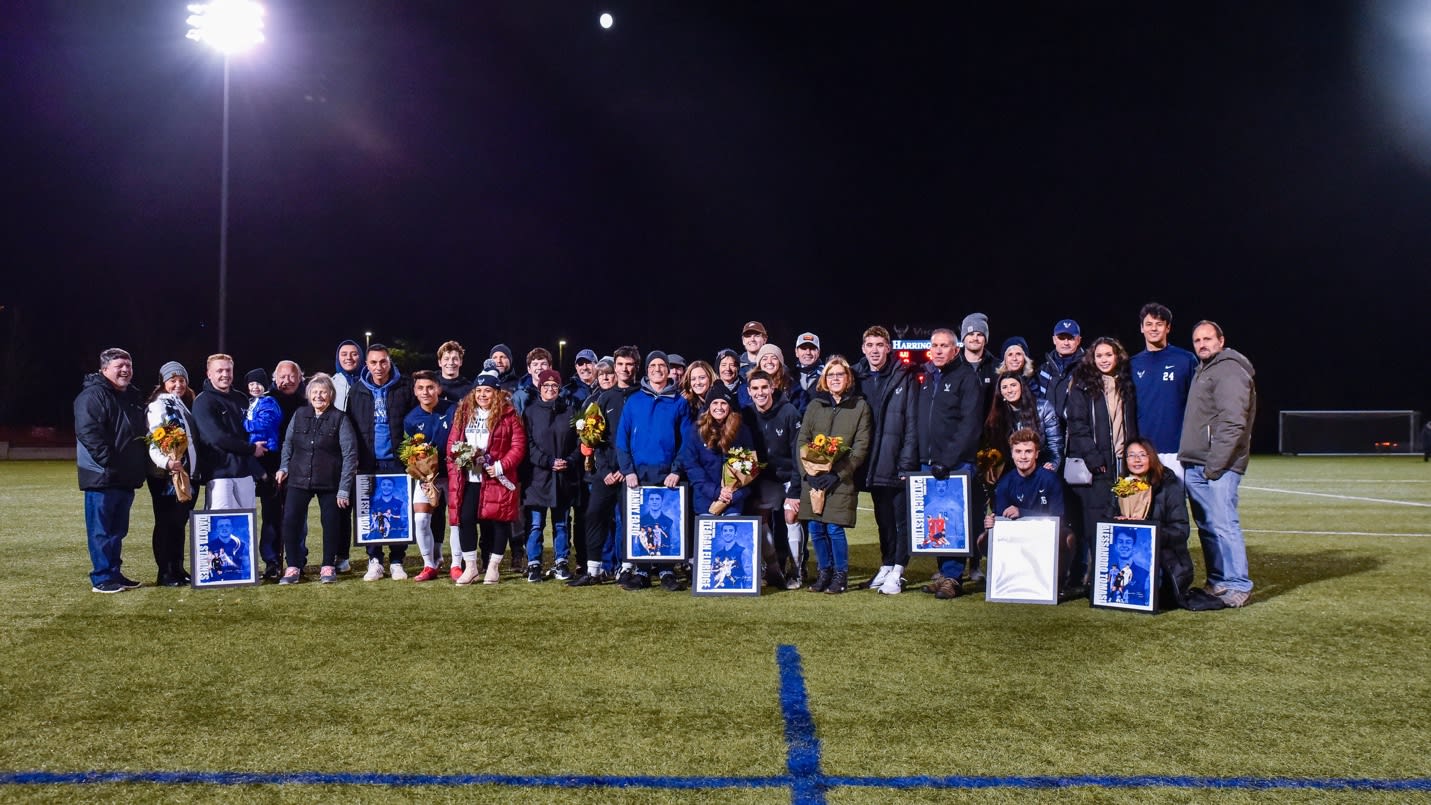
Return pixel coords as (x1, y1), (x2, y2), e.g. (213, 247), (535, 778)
(540, 383), (560, 389)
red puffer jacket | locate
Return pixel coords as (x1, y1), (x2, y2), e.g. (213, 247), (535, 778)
(446, 407), (526, 525)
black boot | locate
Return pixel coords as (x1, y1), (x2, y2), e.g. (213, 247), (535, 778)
(808, 568), (833, 593)
(824, 570), (848, 594)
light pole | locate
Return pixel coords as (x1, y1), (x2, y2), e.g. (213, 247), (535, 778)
(558, 339), (567, 371)
(365, 331), (373, 351)
(187, 1), (264, 353)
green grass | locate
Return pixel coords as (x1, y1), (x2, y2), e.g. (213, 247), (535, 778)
(1, 457), (1429, 803)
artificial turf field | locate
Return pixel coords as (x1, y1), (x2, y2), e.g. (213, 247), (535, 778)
(1, 457), (1428, 803)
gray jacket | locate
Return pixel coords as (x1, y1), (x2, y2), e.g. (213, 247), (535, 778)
(1177, 348), (1256, 478)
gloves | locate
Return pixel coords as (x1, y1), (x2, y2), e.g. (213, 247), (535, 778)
(808, 472), (840, 492)
(929, 463), (950, 481)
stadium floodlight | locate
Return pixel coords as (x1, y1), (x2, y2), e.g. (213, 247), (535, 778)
(186, 1), (266, 54)
(187, 1), (264, 352)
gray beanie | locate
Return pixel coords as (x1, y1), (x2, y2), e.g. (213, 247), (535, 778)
(159, 361), (189, 383)
(961, 313), (990, 339)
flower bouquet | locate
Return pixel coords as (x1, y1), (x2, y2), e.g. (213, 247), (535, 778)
(574, 402), (607, 472)
(1112, 475), (1152, 520)
(450, 441), (485, 474)
(976, 446), (1005, 487)
(800, 433), (850, 516)
(144, 422), (192, 502)
(399, 432), (441, 502)
(708, 446), (763, 514)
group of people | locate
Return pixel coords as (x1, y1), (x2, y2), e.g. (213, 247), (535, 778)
(75, 304), (1257, 608)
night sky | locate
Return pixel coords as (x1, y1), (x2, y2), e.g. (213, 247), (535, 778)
(3, 1), (1429, 444)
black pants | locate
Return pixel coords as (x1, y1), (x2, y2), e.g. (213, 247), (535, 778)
(584, 477), (622, 565)
(458, 481), (512, 557)
(1070, 475), (1114, 585)
(257, 475), (285, 569)
(146, 475), (194, 577)
(870, 485), (909, 566)
(364, 460), (408, 564)
(283, 487), (345, 568)
(570, 481), (590, 566)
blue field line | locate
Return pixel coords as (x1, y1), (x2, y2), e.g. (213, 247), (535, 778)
(828, 775), (1431, 792)
(4, 645), (1429, 796)
(776, 643), (825, 804)
(0, 771), (791, 789)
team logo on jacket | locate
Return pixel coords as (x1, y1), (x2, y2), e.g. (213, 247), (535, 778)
(1136, 370), (1146, 378)
(775, 428), (784, 437)
(943, 383), (951, 392)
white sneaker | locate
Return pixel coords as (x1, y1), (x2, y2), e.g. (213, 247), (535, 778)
(389, 563), (408, 581)
(878, 575), (904, 595)
(336, 559), (351, 573)
(363, 561), (385, 582)
(869, 565), (892, 590)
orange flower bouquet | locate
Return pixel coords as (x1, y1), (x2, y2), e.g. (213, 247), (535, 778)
(573, 402), (607, 472)
(399, 432), (441, 502)
(144, 422), (192, 502)
(799, 433), (850, 516)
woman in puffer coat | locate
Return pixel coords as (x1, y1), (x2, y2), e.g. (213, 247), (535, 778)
(679, 385), (756, 516)
(447, 373), (527, 585)
(1065, 336), (1139, 588)
(797, 356), (872, 595)
(983, 373), (1063, 475)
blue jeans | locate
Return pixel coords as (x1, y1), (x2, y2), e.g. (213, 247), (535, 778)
(1184, 465), (1252, 593)
(807, 521), (848, 572)
(85, 488), (135, 586)
(922, 462), (975, 580)
(525, 506), (570, 565)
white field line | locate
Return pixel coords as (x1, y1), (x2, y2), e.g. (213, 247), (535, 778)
(1241, 485), (1431, 508)
(1245, 529), (1431, 538)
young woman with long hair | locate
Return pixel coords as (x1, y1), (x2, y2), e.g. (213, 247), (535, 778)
(446, 373), (527, 585)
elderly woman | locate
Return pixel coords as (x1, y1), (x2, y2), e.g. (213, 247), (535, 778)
(447, 372), (527, 585)
(275, 373), (358, 584)
(144, 361), (202, 586)
(798, 356), (872, 594)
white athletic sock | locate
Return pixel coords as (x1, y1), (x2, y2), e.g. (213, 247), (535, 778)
(588, 561), (603, 576)
(414, 512), (436, 567)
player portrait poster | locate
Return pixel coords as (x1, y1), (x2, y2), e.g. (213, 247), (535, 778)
(906, 471), (971, 556)
(624, 484), (688, 562)
(1093, 520), (1159, 613)
(986, 516), (1061, 605)
(692, 516), (761, 596)
(355, 473), (415, 545)
(190, 509), (259, 588)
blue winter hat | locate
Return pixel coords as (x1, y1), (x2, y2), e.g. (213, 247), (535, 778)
(645, 350), (669, 368)
(1000, 336), (1030, 360)
(489, 343), (513, 364)
(474, 371), (500, 389)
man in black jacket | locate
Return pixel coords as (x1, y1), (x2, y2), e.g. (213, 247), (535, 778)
(853, 326), (919, 595)
(347, 344), (417, 580)
(74, 347), (149, 593)
(743, 369), (799, 589)
(193, 353), (267, 512)
(569, 346), (642, 586)
(913, 328), (983, 599)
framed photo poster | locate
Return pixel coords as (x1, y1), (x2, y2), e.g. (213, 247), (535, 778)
(1093, 520), (1159, 613)
(986, 516), (1061, 605)
(356, 473), (415, 545)
(692, 516), (762, 596)
(623, 484), (688, 562)
(190, 509), (259, 588)
(906, 471), (971, 556)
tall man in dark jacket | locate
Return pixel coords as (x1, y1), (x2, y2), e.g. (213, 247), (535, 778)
(853, 325), (919, 595)
(913, 328), (984, 599)
(743, 369), (800, 589)
(570, 346), (643, 586)
(75, 347), (149, 593)
(193, 353), (267, 512)
(347, 343), (417, 580)
(1178, 321), (1257, 608)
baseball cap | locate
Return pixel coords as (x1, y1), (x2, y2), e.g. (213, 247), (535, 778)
(741, 321), (767, 337)
(795, 332), (820, 350)
(574, 349), (597, 365)
(666, 353), (687, 368)
(1053, 319), (1081, 337)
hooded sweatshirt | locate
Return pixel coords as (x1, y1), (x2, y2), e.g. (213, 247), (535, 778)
(615, 377), (685, 479)
(332, 339), (363, 411)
